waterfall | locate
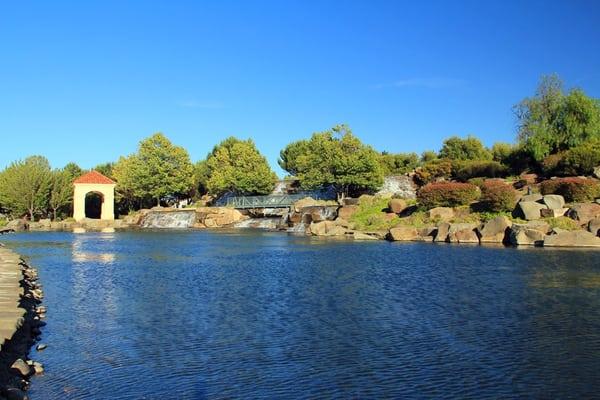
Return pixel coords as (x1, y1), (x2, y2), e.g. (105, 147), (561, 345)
(233, 218), (279, 230)
(141, 210), (196, 229)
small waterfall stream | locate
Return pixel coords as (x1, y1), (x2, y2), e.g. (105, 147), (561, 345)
(141, 210), (196, 228)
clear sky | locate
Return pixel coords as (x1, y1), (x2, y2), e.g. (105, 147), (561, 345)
(2, 0), (600, 175)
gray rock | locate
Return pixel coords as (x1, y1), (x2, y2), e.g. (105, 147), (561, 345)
(427, 207), (454, 221)
(36, 343), (47, 351)
(544, 230), (600, 247)
(6, 219), (29, 232)
(517, 201), (548, 220)
(5, 387), (28, 400)
(509, 222), (549, 246)
(388, 226), (418, 241)
(10, 359), (32, 377)
(588, 218), (600, 236)
(447, 223), (479, 244)
(519, 194), (543, 203)
(478, 216), (512, 243)
(540, 208), (568, 218)
(388, 198), (407, 214)
(594, 166), (600, 179)
(567, 203), (600, 225)
(434, 222), (450, 242)
(542, 194), (565, 210)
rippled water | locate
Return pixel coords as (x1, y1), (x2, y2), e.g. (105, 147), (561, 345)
(3, 231), (600, 399)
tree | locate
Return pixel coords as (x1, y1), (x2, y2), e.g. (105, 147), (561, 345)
(491, 142), (514, 164)
(439, 135), (492, 161)
(515, 74), (600, 161)
(0, 156), (52, 220)
(112, 155), (146, 211)
(278, 140), (311, 176)
(379, 152), (420, 175)
(280, 124), (383, 199)
(93, 162), (115, 179)
(420, 150), (438, 163)
(49, 165), (82, 220)
(204, 137), (277, 196)
(112, 133), (195, 207)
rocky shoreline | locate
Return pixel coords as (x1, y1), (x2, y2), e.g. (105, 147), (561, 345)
(0, 246), (45, 400)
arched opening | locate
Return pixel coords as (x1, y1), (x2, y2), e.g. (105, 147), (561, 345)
(85, 192), (104, 219)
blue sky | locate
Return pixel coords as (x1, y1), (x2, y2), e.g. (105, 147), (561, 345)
(2, 0), (600, 176)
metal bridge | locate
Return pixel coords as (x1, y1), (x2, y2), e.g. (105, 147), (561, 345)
(221, 193), (332, 209)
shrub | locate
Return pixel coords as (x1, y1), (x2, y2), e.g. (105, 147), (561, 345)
(480, 180), (517, 212)
(453, 160), (508, 181)
(350, 196), (398, 231)
(540, 177), (600, 202)
(545, 216), (580, 231)
(417, 182), (480, 208)
(558, 140), (600, 176)
(541, 152), (566, 176)
(414, 159), (453, 185)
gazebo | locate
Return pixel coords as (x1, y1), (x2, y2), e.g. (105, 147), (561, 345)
(73, 171), (116, 221)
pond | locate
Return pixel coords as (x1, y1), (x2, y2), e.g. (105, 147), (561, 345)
(3, 231), (600, 399)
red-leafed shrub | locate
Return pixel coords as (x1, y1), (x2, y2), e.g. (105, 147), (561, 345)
(480, 180), (517, 212)
(540, 177), (600, 202)
(417, 182), (481, 208)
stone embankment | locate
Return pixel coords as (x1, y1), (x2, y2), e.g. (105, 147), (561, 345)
(0, 247), (45, 400)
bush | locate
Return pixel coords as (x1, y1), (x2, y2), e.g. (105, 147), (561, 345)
(540, 177), (600, 202)
(414, 159), (453, 185)
(480, 180), (517, 212)
(453, 160), (508, 181)
(558, 140), (600, 176)
(545, 216), (580, 231)
(541, 152), (566, 176)
(417, 182), (481, 208)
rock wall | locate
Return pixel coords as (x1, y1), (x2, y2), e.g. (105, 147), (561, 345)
(376, 175), (417, 199)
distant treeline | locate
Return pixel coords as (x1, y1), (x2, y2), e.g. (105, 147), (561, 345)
(1, 74), (599, 221)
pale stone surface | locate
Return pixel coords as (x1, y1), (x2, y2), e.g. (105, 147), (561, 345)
(509, 222), (549, 246)
(337, 205), (359, 220)
(544, 230), (600, 247)
(478, 216), (512, 243)
(10, 359), (31, 377)
(519, 194), (543, 203)
(427, 207), (454, 221)
(6, 219), (29, 232)
(434, 222), (450, 242)
(542, 194), (565, 210)
(447, 223), (479, 243)
(388, 198), (407, 214)
(309, 221), (347, 236)
(567, 203), (600, 225)
(588, 218), (600, 236)
(196, 207), (246, 227)
(518, 201), (548, 220)
(389, 226), (419, 241)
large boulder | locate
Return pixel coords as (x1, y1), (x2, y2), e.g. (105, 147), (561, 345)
(540, 208), (568, 218)
(544, 230), (600, 247)
(196, 207), (246, 227)
(519, 193), (543, 203)
(292, 197), (320, 213)
(309, 221), (346, 236)
(594, 166), (600, 179)
(337, 205), (359, 220)
(415, 227), (437, 242)
(567, 203), (600, 226)
(388, 198), (407, 214)
(447, 223), (479, 243)
(388, 226), (418, 241)
(478, 216), (512, 243)
(427, 207), (454, 221)
(542, 194), (565, 210)
(434, 222), (450, 242)
(6, 219), (29, 232)
(517, 201), (547, 220)
(509, 221), (549, 246)
(305, 206), (338, 222)
(588, 218), (600, 236)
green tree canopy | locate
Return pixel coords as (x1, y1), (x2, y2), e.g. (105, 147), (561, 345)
(439, 135), (492, 161)
(204, 137), (277, 196)
(49, 164), (83, 220)
(112, 133), (195, 207)
(379, 152), (420, 175)
(0, 156), (52, 220)
(515, 75), (600, 161)
(279, 124), (383, 199)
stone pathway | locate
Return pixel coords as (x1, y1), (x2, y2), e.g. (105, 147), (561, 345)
(0, 248), (26, 351)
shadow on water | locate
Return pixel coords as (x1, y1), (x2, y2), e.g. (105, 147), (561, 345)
(2, 231), (600, 399)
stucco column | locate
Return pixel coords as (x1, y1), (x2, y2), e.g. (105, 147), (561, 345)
(100, 186), (115, 220)
(73, 185), (86, 221)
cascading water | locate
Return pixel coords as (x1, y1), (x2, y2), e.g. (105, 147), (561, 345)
(141, 210), (196, 229)
(233, 218), (279, 230)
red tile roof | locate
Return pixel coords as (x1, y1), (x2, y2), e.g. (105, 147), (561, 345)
(73, 170), (116, 185)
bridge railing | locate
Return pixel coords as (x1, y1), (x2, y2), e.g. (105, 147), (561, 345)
(220, 192), (333, 209)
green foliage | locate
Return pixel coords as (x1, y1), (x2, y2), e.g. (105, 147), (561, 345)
(205, 137), (277, 196)
(439, 135), (492, 161)
(540, 177), (600, 202)
(278, 140), (310, 176)
(193, 160), (210, 197)
(558, 139), (600, 176)
(545, 216), (580, 231)
(515, 75), (600, 161)
(349, 196), (398, 231)
(93, 162), (115, 179)
(491, 142), (514, 164)
(420, 150), (438, 163)
(0, 156), (52, 220)
(49, 166), (81, 220)
(379, 152), (420, 175)
(452, 160), (508, 181)
(113, 133), (195, 206)
(280, 125), (384, 198)
(417, 182), (480, 208)
(480, 180), (517, 212)
(414, 159), (453, 184)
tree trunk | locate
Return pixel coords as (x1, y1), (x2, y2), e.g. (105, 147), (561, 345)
(157, 197), (161, 207)
(53, 208), (57, 221)
(29, 208), (34, 222)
